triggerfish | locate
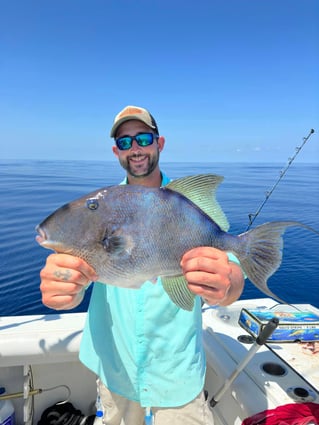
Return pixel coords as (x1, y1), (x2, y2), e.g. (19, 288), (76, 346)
(36, 174), (318, 310)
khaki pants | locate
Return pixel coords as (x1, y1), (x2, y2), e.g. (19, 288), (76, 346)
(95, 380), (214, 425)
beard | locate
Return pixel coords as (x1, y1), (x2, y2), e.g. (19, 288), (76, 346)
(119, 148), (160, 179)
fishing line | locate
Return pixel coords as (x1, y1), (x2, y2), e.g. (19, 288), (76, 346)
(246, 129), (315, 231)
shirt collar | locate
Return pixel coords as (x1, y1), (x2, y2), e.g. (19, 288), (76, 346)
(120, 171), (170, 187)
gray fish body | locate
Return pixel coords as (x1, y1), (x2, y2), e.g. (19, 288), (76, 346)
(37, 183), (235, 287)
(36, 174), (318, 309)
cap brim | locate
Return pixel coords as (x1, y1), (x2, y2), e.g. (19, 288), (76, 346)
(110, 116), (156, 138)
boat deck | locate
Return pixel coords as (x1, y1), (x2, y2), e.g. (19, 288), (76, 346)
(1, 298), (318, 424)
(203, 298), (319, 424)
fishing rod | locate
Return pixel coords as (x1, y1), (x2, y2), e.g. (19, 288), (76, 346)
(246, 128), (315, 231)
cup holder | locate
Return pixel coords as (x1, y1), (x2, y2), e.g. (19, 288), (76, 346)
(261, 362), (287, 376)
(287, 386), (316, 402)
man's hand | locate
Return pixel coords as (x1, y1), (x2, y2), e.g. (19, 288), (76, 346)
(180, 247), (244, 306)
(40, 253), (98, 310)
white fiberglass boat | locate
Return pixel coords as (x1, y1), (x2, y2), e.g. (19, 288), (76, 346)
(1, 298), (318, 424)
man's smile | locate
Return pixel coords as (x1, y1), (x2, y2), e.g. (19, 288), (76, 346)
(129, 155), (148, 164)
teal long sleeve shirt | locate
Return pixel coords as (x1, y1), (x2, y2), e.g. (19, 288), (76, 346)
(79, 171), (239, 407)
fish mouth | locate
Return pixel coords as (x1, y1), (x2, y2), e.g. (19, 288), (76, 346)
(35, 225), (47, 246)
(35, 225), (74, 254)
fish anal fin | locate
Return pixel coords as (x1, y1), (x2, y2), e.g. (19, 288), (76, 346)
(162, 275), (195, 311)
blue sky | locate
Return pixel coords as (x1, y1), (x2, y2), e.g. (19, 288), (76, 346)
(1, 0), (318, 163)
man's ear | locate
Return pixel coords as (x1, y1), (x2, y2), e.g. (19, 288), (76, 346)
(112, 145), (119, 158)
(158, 136), (165, 152)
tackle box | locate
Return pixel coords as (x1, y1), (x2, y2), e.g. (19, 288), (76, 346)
(238, 308), (319, 343)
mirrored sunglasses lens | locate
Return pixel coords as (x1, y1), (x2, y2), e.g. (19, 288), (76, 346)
(116, 137), (132, 150)
(136, 133), (153, 146)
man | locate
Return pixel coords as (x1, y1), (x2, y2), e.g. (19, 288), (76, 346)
(40, 105), (244, 424)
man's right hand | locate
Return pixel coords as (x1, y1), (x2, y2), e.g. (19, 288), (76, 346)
(40, 253), (98, 310)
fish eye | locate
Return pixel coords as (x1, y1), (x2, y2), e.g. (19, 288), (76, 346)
(87, 199), (99, 210)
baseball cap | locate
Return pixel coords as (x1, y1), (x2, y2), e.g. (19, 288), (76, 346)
(110, 105), (159, 138)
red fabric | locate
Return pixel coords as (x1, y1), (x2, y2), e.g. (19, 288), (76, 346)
(242, 403), (319, 425)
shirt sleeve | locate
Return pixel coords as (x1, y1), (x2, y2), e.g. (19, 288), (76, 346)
(227, 252), (246, 278)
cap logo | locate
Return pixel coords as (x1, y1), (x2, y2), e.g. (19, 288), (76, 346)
(118, 107), (144, 119)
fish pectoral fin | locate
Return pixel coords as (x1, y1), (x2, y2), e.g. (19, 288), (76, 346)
(162, 276), (195, 311)
(102, 230), (134, 255)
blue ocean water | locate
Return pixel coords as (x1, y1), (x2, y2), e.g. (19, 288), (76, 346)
(0, 160), (318, 316)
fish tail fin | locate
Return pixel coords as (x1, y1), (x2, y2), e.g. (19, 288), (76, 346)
(235, 221), (318, 304)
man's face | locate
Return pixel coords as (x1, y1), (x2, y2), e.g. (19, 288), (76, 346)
(112, 120), (163, 179)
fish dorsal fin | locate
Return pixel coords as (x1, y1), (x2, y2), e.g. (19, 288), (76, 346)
(162, 276), (195, 311)
(166, 174), (230, 231)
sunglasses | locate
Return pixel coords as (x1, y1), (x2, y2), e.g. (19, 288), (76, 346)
(115, 132), (159, 151)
